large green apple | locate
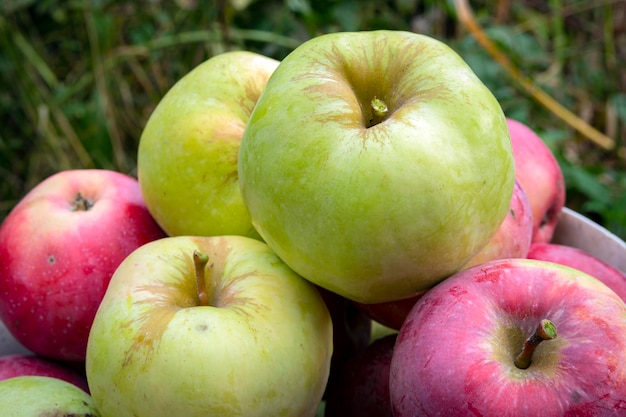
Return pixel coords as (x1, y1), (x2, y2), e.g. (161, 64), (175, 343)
(0, 375), (101, 416)
(138, 51), (279, 238)
(239, 30), (515, 303)
(85, 235), (332, 417)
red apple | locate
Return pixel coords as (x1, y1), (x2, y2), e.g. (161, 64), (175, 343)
(527, 242), (626, 302)
(507, 118), (565, 243)
(356, 179), (532, 331)
(0, 354), (89, 392)
(325, 334), (396, 417)
(0, 169), (167, 362)
(390, 258), (626, 416)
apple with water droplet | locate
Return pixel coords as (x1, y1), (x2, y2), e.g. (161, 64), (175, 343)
(86, 235), (333, 417)
(390, 258), (626, 416)
(138, 51), (279, 238)
(239, 30), (515, 304)
(0, 169), (166, 362)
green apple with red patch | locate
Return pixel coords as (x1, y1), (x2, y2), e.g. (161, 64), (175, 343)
(239, 30), (515, 303)
(85, 235), (333, 417)
(138, 51), (279, 238)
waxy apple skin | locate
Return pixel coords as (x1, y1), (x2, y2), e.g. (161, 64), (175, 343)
(86, 235), (333, 417)
(0, 354), (89, 392)
(507, 118), (565, 243)
(390, 258), (626, 417)
(0, 169), (166, 362)
(0, 375), (101, 416)
(138, 51), (279, 238)
(239, 30), (515, 304)
(528, 242), (626, 302)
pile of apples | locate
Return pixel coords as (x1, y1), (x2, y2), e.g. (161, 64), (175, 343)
(1, 30), (626, 417)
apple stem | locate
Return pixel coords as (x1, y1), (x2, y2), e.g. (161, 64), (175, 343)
(72, 192), (93, 211)
(514, 319), (557, 370)
(193, 250), (210, 307)
(369, 97), (388, 127)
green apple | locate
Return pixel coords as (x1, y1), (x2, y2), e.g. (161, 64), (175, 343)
(138, 51), (279, 238)
(86, 235), (333, 417)
(239, 30), (515, 303)
(0, 375), (101, 416)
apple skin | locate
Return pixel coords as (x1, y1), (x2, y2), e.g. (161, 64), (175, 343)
(86, 235), (333, 417)
(507, 118), (565, 243)
(390, 258), (626, 417)
(138, 51), (279, 238)
(463, 178), (533, 268)
(357, 179), (532, 330)
(527, 242), (626, 302)
(0, 169), (166, 362)
(239, 30), (515, 304)
(0, 375), (100, 416)
(324, 334), (396, 417)
(0, 354), (89, 392)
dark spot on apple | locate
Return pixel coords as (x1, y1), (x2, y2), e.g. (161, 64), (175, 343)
(571, 390), (582, 403)
(48, 255), (56, 264)
(196, 323), (208, 332)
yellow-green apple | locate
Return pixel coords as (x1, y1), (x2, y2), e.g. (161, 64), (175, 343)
(390, 258), (626, 416)
(85, 235), (333, 417)
(0, 169), (166, 362)
(324, 334), (396, 417)
(356, 179), (532, 330)
(0, 375), (100, 416)
(239, 30), (515, 304)
(137, 51), (279, 238)
(0, 354), (89, 392)
(528, 242), (626, 301)
(507, 118), (565, 243)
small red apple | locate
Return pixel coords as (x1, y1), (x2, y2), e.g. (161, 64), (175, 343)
(527, 242), (626, 302)
(0, 354), (89, 393)
(325, 334), (396, 417)
(390, 258), (626, 416)
(507, 118), (565, 243)
(0, 169), (167, 362)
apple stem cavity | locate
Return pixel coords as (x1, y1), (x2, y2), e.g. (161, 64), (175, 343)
(369, 97), (388, 127)
(514, 319), (557, 370)
(72, 192), (94, 211)
(193, 250), (210, 307)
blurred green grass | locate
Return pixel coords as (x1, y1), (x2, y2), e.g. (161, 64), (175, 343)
(1, 0), (625, 239)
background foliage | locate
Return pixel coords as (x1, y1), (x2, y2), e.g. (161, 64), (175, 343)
(1, 0), (625, 239)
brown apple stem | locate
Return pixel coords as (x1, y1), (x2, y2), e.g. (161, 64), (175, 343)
(514, 319), (557, 370)
(72, 192), (94, 211)
(369, 97), (388, 127)
(193, 250), (210, 307)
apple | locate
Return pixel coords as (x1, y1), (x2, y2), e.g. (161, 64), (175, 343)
(324, 334), (396, 417)
(138, 50), (279, 238)
(357, 179), (532, 330)
(390, 258), (626, 416)
(0, 169), (166, 362)
(0, 375), (100, 416)
(239, 30), (515, 304)
(507, 118), (565, 243)
(86, 235), (333, 417)
(527, 242), (626, 302)
(463, 178), (533, 268)
(0, 353), (89, 392)
(317, 287), (371, 397)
